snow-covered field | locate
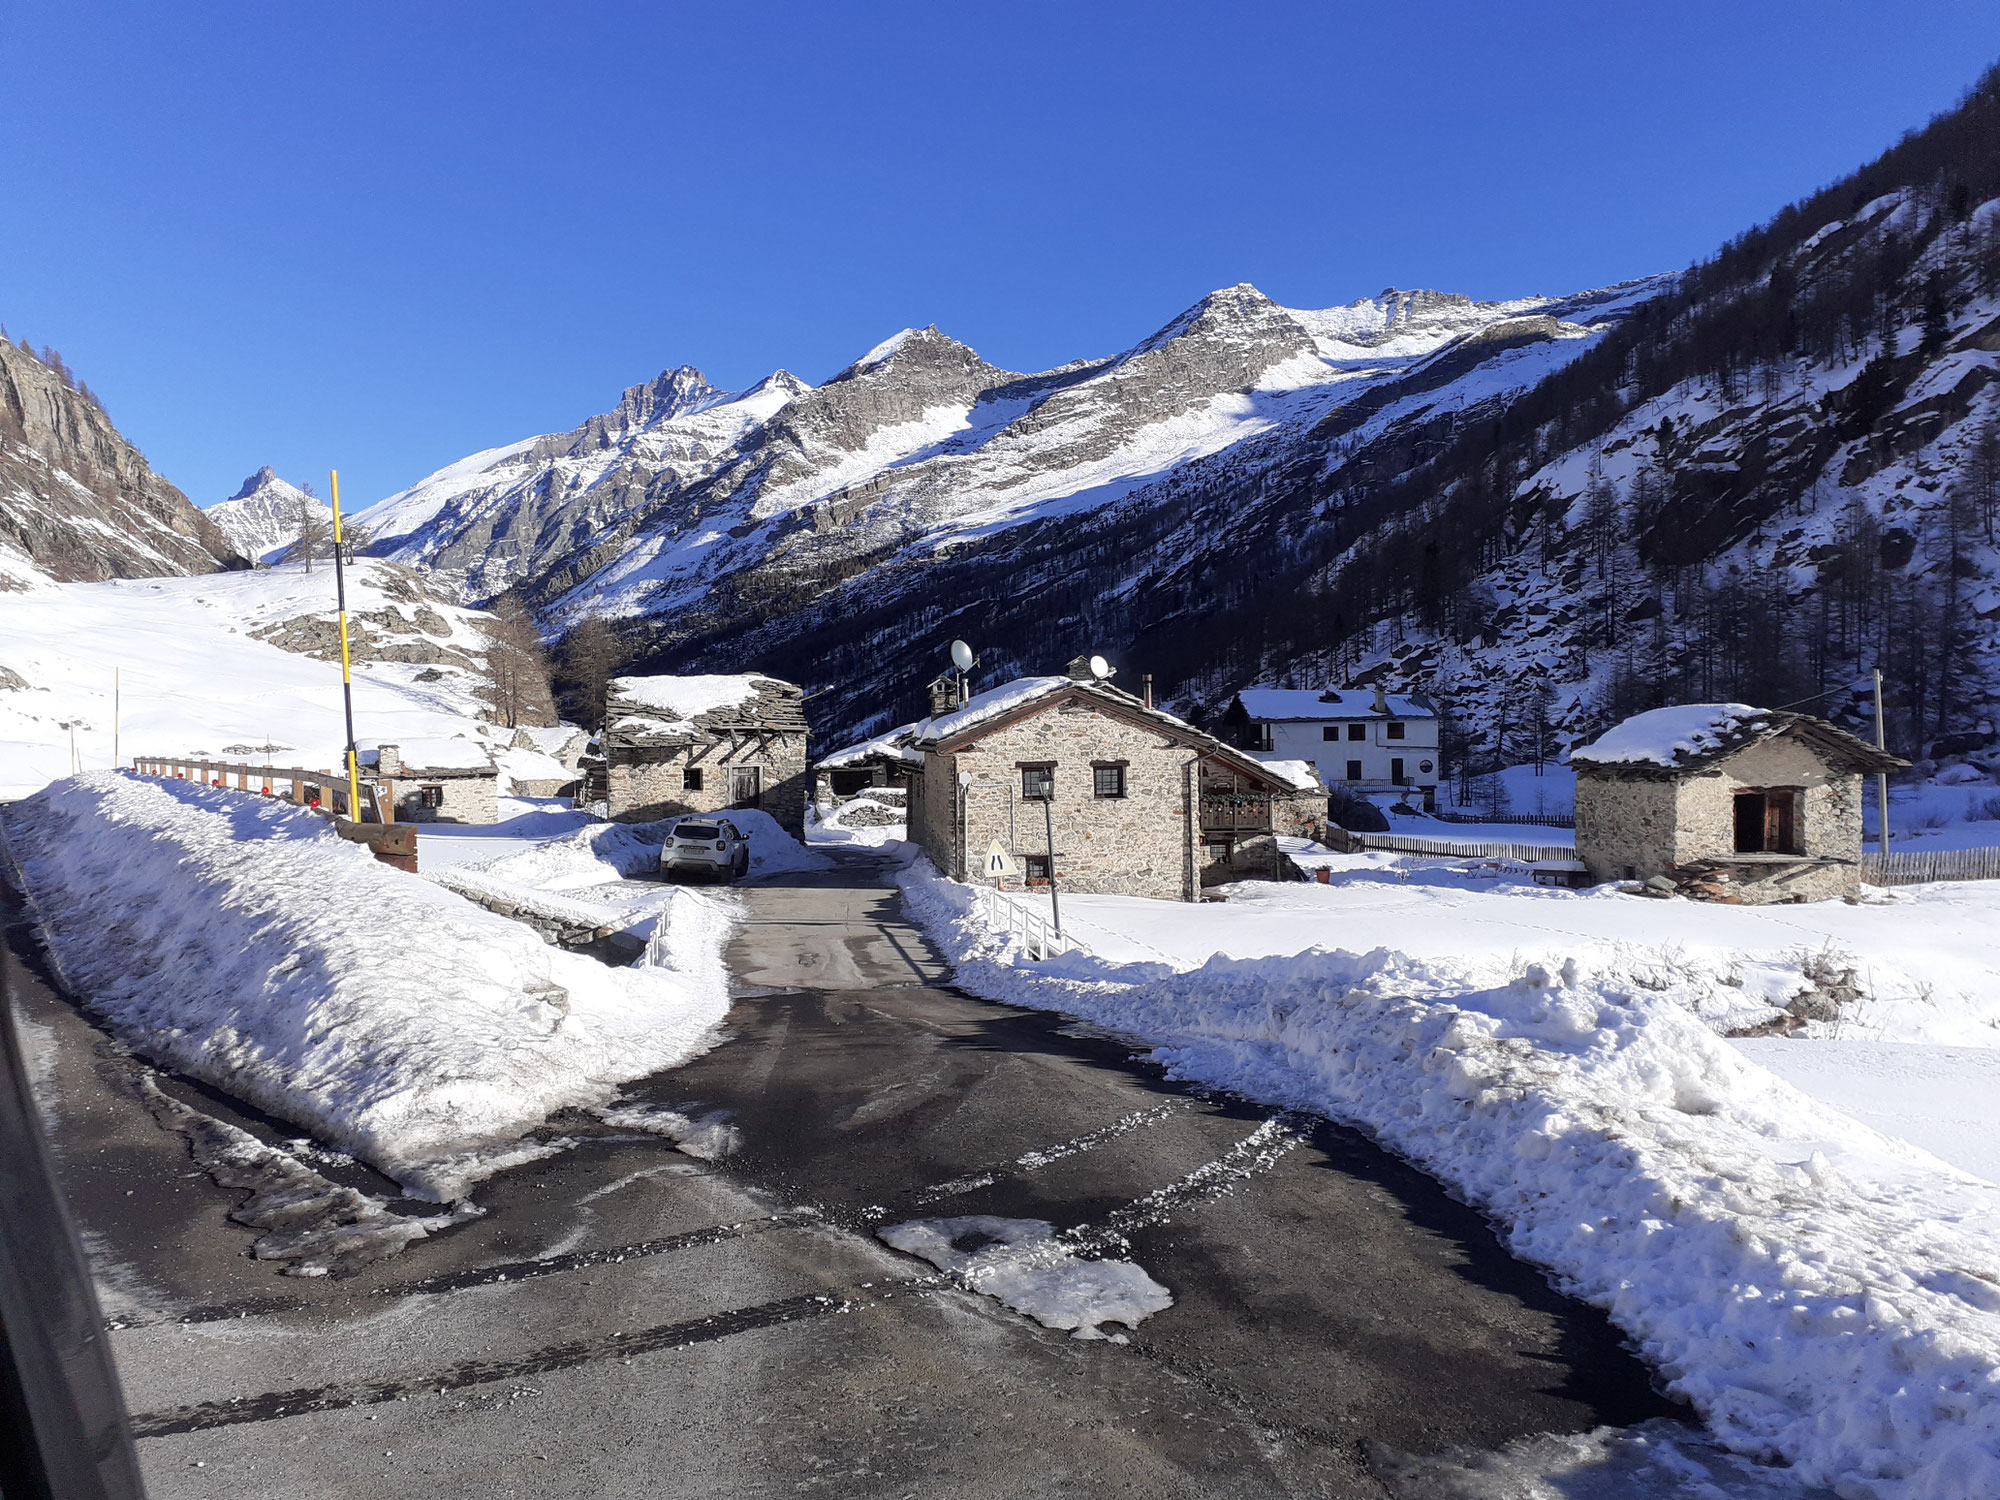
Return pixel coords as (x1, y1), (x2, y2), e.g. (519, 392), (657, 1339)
(0, 562), (503, 798)
(893, 846), (2000, 1498)
(1, 774), (734, 1200)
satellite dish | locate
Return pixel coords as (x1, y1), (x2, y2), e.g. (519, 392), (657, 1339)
(950, 639), (975, 671)
(1088, 654), (1111, 680)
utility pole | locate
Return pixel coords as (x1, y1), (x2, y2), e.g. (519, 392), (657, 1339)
(113, 667), (120, 771)
(1872, 667), (1891, 854)
(330, 470), (362, 821)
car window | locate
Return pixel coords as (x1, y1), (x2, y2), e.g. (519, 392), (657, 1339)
(720, 821), (741, 838)
(675, 823), (720, 840)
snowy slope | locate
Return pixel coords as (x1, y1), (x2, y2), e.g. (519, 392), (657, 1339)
(0, 559), (514, 797)
(203, 466), (330, 564)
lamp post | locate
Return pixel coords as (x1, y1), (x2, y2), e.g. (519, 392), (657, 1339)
(1040, 782), (1061, 943)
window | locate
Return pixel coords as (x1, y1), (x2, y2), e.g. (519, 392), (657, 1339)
(1322, 726), (1340, 741)
(1345, 760), (1363, 782)
(1254, 724), (1273, 750)
(420, 784), (444, 808)
(1386, 721), (1406, 740)
(1733, 790), (1798, 854)
(1391, 758), (1405, 785)
(683, 766), (704, 792)
(729, 765), (761, 807)
(1347, 723), (1366, 741)
(1023, 853), (1051, 885)
(1021, 764), (1055, 800)
(1093, 763), (1126, 798)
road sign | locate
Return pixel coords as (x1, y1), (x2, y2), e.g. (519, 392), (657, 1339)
(983, 839), (1018, 878)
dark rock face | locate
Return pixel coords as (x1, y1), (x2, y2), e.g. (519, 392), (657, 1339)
(0, 340), (242, 585)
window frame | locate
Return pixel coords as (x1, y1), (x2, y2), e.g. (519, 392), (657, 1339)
(1019, 762), (1056, 801)
(1346, 723), (1366, 742)
(683, 765), (704, 792)
(1022, 853), (1052, 885)
(1322, 725), (1340, 742)
(1091, 761), (1127, 799)
(1386, 721), (1406, 740)
(1345, 759), (1363, 782)
(419, 784), (445, 809)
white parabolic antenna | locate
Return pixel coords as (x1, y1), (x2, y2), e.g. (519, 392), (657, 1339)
(1088, 654), (1111, 680)
(950, 639), (975, 671)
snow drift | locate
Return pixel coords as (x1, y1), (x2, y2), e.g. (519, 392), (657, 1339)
(3, 773), (734, 1199)
(899, 861), (2000, 1500)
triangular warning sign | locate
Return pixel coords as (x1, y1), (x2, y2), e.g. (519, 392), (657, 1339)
(984, 839), (1018, 878)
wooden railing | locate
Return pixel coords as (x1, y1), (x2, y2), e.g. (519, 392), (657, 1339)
(1862, 846), (2000, 886)
(130, 756), (413, 868)
(1323, 827), (1579, 863)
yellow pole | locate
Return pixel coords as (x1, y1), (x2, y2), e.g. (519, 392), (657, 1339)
(330, 470), (363, 820)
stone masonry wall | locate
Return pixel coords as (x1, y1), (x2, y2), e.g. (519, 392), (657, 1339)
(1674, 739), (1863, 902)
(1575, 774), (1678, 883)
(910, 753), (959, 879)
(607, 732), (809, 835)
(392, 773), (499, 825)
(947, 703), (1201, 902)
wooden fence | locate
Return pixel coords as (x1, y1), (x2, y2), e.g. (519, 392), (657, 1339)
(131, 755), (387, 822)
(1325, 827), (1578, 863)
(1429, 809), (1576, 829)
(1862, 846), (2000, 886)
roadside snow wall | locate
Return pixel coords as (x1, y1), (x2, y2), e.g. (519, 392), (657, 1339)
(3, 773), (734, 1200)
(899, 861), (2000, 1500)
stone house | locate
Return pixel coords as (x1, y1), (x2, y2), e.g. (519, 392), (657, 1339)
(816, 721), (920, 799)
(1226, 686), (1442, 809)
(366, 739), (501, 825)
(601, 674), (809, 835)
(907, 659), (1324, 901)
(1569, 704), (1906, 903)
(498, 725), (590, 798)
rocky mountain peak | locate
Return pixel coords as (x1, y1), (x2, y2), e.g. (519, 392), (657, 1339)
(227, 465), (283, 501)
(0, 337), (239, 586)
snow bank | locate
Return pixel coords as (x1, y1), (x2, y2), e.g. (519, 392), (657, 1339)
(3, 774), (734, 1200)
(896, 858), (2000, 1499)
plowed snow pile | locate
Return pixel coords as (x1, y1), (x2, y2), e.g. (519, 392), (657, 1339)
(3, 773), (734, 1199)
(900, 862), (2000, 1500)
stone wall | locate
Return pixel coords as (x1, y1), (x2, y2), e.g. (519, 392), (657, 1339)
(606, 731), (809, 835)
(940, 703), (1202, 902)
(390, 773), (499, 825)
(1575, 774), (1678, 883)
(910, 753), (959, 879)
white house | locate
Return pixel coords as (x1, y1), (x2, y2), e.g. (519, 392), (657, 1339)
(1227, 686), (1442, 809)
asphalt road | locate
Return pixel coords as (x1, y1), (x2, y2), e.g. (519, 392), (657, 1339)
(7, 846), (1695, 1498)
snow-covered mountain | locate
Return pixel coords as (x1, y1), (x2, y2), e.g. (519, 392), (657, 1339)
(204, 467), (330, 565)
(358, 280), (1661, 703)
(0, 338), (241, 588)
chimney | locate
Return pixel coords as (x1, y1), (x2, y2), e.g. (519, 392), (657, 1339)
(1371, 686), (1390, 715)
(927, 675), (959, 716)
(377, 744), (402, 777)
(1142, 673), (1154, 709)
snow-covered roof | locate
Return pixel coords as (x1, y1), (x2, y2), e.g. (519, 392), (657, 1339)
(608, 674), (761, 721)
(919, 676), (1072, 742)
(817, 721), (921, 770)
(1234, 687), (1434, 721)
(603, 673), (807, 742)
(366, 737), (496, 774)
(1570, 704), (1906, 776)
(1248, 755), (1325, 791)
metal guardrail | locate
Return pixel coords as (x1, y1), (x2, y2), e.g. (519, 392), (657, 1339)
(1863, 846), (2000, 886)
(972, 885), (1092, 961)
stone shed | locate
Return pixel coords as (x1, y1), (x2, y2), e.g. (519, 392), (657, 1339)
(601, 674), (809, 835)
(1570, 703), (1906, 903)
(906, 659), (1324, 902)
(366, 739), (501, 825)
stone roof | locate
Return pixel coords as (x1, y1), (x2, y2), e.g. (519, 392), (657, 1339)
(1570, 704), (1907, 778)
(603, 673), (807, 747)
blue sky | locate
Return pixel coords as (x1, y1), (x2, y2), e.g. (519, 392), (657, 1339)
(4, 3), (1999, 509)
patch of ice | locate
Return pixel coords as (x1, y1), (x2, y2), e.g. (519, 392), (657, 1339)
(878, 1214), (1173, 1339)
(593, 1102), (742, 1160)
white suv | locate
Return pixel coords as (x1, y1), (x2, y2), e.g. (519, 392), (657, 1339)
(659, 818), (751, 882)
